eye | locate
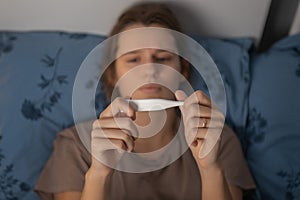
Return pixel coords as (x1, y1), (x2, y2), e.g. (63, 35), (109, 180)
(125, 55), (140, 63)
(127, 58), (138, 63)
(155, 56), (171, 62)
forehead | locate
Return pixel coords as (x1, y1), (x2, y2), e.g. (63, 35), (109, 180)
(116, 27), (178, 57)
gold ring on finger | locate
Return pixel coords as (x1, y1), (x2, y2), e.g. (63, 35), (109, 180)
(202, 119), (207, 128)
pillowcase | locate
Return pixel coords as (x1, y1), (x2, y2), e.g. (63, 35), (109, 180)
(246, 33), (300, 199)
(191, 36), (253, 140)
(0, 31), (252, 199)
(0, 31), (106, 200)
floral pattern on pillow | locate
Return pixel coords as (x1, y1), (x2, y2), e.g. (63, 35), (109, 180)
(277, 168), (300, 200)
(247, 33), (300, 200)
(0, 135), (31, 200)
(247, 108), (267, 143)
(0, 31), (107, 200)
(21, 47), (68, 121)
(0, 33), (17, 57)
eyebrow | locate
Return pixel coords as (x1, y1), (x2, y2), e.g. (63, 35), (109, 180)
(122, 49), (173, 56)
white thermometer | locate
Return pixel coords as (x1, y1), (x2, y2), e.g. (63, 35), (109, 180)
(127, 99), (184, 112)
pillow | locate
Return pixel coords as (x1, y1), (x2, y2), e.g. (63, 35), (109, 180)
(246, 33), (300, 199)
(191, 36), (253, 140)
(0, 31), (106, 200)
(0, 31), (252, 199)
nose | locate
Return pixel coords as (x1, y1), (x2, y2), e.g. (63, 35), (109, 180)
(140, 52), (158, 77)
(144, 64), (157, 77)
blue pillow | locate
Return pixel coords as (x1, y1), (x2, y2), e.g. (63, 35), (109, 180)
(0, 31), (252, 200)
(0, 31), (106, 200)
(246, 34), (300, 199)
(191, 36), (253, 140)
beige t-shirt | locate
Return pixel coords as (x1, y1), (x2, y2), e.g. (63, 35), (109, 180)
(35, 123), (255, 200)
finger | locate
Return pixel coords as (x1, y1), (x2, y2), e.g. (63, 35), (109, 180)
(185, 90), (212, 108)
(190, 129), (221, 158)
(175, 90), (188, 113)
(96, 117), (138, 138)
(92, 128), (135, 151)
(92, 137), (127, 152)
(92, 119), (101, 129)
(100, 97), (136, 119)
(110, 138), (126, 149)
(185, 119), (223, 145)
(176, 90), (224, 123)
(175, 90), (188, 101)
(185, 127), (206, 145)
(175, 90), (188, 114)
(205, 119), (224, 129)
(195, 128), (207, 139)
(93, 117), (138, 138)
(184, 105), (224, 122)
(191, 139), (204, 148)
(198, 118), (210, 129)
(188, 117), (224, 129)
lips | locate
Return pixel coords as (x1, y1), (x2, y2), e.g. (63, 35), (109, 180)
(139, 83), (162, 93)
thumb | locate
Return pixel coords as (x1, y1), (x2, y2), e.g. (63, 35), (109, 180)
(175, 90), (188, 112)
(175, 90), (188, 101)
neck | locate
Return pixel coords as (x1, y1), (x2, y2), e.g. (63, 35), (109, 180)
(133, 108), (180, 153)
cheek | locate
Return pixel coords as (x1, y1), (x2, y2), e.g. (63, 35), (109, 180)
(158, 69), (183, 91)
(162, 59), (182, 79)
(166, 74), (181, 86)
(169, 59), (182, 75)
(115, 61), (126, 79)
(113, 66), (142, 97)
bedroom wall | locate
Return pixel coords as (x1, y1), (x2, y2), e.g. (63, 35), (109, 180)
(291, 2), (300, 35)
(0, 0), (298, 42)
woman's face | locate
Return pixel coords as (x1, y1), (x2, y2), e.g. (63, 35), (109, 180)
(113, 24), (185, 100)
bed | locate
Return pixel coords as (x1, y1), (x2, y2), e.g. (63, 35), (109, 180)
(0, 0), (300, 199)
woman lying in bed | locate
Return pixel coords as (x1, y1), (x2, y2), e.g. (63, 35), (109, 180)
(35, 2), (255, 200)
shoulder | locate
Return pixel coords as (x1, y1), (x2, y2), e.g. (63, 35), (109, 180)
(34, 121), (94, 197)
(54, 120), (93, 158)
(218, 125), (256, 190)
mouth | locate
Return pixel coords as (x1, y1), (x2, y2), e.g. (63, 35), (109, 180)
(138, 83), (162, 93)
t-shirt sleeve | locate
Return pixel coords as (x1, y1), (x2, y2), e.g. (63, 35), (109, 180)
(34, 126), (91, 200)
(219, 125), (256, 191)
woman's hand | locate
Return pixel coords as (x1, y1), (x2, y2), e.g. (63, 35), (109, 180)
(175, 90), (225, 170)
(90, 97), (138, 176)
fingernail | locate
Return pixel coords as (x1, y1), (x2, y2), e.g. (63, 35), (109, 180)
(192, 140), (198, 147)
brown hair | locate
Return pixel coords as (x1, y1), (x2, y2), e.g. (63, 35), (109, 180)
(101, 2), (190, 100)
